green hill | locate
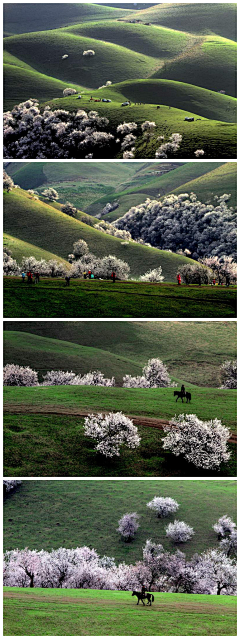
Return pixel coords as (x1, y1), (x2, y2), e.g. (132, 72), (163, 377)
(124, 3), (237, 41)
(64, 19), (191, 58)
(3, 480), (236, 561)
(4, 320), (236, 388)
(153, 35), (236, 97)
(3, 62), (83, 111)
(3, 588), (237, 636)
(171, 162), (237, 205)
(3, 234), (70, 267)
(3, 30), (159, 91)
(3, 188), (197, 280)
(3, 3), (133, 35)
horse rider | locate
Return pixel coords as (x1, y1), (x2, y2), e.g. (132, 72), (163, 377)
(181, 384), (185, 395)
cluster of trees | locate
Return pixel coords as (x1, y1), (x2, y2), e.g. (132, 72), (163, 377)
(155, 133), (182, 159)
(3, 527), (236, 594)
(94, 220), (132, 241)
(3, 100), (161, 159)
(123, 358), (175, 388)
(3, 252), (67, 278)
(115, 192), (236, 260)
(100, 201), (119, 217)
(3, 365), (115, 387)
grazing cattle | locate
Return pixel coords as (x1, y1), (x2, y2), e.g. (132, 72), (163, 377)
(184, 117), (194, 122)
(132, 591), (154, 606)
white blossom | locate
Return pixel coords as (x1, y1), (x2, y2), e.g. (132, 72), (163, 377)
(83, 412), (140, 457)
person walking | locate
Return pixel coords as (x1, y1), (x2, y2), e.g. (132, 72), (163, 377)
(27, 271), (33, 284)
(88, 270), (92, 279)
(34, 271), (40, 284)
(21, 271), (26, 283)
(177, 273), (181, 285)
(226, 274), (230, 286)
(111, 271), (116, 283)
(65, 275), (70, 286)
(83, 271), (87, 279)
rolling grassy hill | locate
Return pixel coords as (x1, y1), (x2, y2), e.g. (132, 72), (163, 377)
(3, 480), (236, 559)
(3, 188), (197, 280)
(5, 161), (236, 223)
(3, 3), (133, 35)
(4, 589), (237, 636)
(123, 3), (237, 41)
(3, 320), (237, 387)
(3, 233), (70, 267)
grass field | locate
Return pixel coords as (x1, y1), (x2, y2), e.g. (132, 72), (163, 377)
(3, 278), (237, 318)
(4, 320), (236, 387)
(3, 385), (236, 477)
(3, 480), (237, 558)
(3, 588), (237, 636)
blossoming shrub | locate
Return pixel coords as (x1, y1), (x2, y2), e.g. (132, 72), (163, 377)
(147, 496), (179, 518)
(166, 520), (194, 543)
(83, 412), (140, 457)
(162, 414), (231, 470)
(117, 513), (140, 541)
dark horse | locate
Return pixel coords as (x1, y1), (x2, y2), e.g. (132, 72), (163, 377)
(132, 591), (155, 606)
(174, 391), (191, 403)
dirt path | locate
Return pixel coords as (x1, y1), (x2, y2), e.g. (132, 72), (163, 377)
(4, 404), (237, 444)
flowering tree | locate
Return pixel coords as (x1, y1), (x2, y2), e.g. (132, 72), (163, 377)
(165, 520), (194, 543)
(201, 256), (237, 283)
(115, 193), (236, 260)
(220, 360), (237, 389)
(3, 250), (19, 275)
(42, 370), (76, 385)
(213, 515), (236, 539)
(117, 513), (140, 542)
(61, 202), (77, 217)
(3, 480), (22, 496)
(195, 549), (237, 595)
(178, 264), (212, 285)
(123, 358), (174, 389)
(147, 496), (179, 518)
(71, 371), (115, 386)
(42, 188), (59, 201)
(63, 88), (77, 96)
(3, 169), (14, 191)
(140, 266), (164, 282)
(100, 201), (119, 216)
(219, 531), (237, 558)
(95, 220), (132, 241)
(155, 133), (182, 158)
(3, 364), (38, 386)
(72, 239), (89, 258)
(163, 414), (231, 470)
(83, 412), (140, 457)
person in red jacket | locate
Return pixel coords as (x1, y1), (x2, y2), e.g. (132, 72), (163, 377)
(111, 271), (116, 283)
(177, 273), (181, 285)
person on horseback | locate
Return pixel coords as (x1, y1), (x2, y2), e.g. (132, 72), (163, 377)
(181, 384), (185, 394)
(141, 585), (146, 596)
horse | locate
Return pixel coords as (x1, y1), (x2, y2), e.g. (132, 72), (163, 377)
(132, 591), (154, 606)
(186, 392), (191, 403)
(174, 390), (185, 403)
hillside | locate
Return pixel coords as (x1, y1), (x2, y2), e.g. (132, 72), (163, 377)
(3, 321), (237, 388)
(3, 188), (197, 280)
(3, 3), (133, 35)
(3, 234), (70, 268)
(3, 480), (236, 560)
(123, 3), (237, 41)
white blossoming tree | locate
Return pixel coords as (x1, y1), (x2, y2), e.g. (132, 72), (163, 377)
(3, 170), (14, 191)
(63, 88), (77, 96)
(123, 358), (174, 389)
(117, 513), (140, 542)
(42, 188), (59, 201)
(61, 202), (77, 217)
(3, 364), (38, 386)
(166, 520), (194, 543)
(162, 414), (231, 470)
(220, 360), (237, 389)
(213, 515), (236, 539)
(140, 266), (164, 283)
(83, 412), (140, 457)
(147, 496), (179, 518)
(42, 370), (76, 386)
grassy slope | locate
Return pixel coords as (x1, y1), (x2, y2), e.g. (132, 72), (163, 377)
(3, 320), (237, 388)
(3, 278), (237, 319)
(64, 20), (191, 58)
(3, 3), (132, 34)
(172, 162), (237, 205)
(3, 234), (70, 267)
(3, 30), (159, 89)
(125, 3), (237, 41)
(3, 589), (237, 636)
(3, 480), (236, 559)
(3, 189), (196, 280)
(3, 63), (83, 111)
(153, 35), (237, 97)
(3, 331), (142, 384)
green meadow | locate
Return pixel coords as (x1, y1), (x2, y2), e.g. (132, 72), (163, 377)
(3, 588), (237, 636)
